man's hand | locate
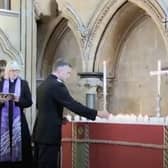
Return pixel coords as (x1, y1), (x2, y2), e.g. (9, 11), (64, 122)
(0, 95), (13, 103)
(97, 110), (110, 119)
(62, 117), (69, 125)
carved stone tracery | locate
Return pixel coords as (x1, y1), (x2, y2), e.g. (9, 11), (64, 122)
(61, 0), (168, 64)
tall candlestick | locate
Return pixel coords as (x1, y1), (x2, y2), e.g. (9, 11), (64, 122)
(103, 61), (107, 111)
(157, 60), (161, 96)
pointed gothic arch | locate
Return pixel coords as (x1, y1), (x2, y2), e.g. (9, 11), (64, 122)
(80, 0), (168, 72)
(36, 1), (86, 79)
(38, 17), (69, 78)
(91, 0), (168, 116)
(55, 0), (168, 72)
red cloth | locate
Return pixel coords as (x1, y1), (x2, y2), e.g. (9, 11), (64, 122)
(62, 122), (164, 168)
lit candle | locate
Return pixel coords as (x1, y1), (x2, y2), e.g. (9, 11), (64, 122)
(165, 116), (168, 125)
(144, 115), (149, 123)
(137, 114), (143, 122)
(103, 61), (107, 111)
(74, 115), (80, 121)
(66, 114), (72, 121)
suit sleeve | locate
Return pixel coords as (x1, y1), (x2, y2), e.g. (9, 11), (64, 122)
(52, 83), (97, 120)
(15, 80), (33, 108)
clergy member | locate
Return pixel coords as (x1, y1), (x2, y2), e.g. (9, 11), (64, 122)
(0, 61), (33, 168)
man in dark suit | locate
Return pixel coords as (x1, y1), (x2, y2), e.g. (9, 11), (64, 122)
(33, 60), (109, 168)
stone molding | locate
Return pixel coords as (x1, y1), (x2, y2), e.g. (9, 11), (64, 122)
(88, 0), (168, 58)
(37, 0), (168, 72)
(59, 0), (168, 67)
(0, 28), (23, 64)
(65, 3), (89, 39)
(130, 0), (168, 32)
(41, 19), (69, 76)
(61, 2), (89, 58)
(0, 9), (20, 17)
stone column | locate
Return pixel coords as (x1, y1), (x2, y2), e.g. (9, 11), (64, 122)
(4, 0), (10, 9)
(86, 87), (96, 109)
(20, 0), (37, 131)
(81, 77), (103, 109)
(78, 72), (103, 113)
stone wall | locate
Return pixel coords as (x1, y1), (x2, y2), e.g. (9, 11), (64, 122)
(35, 0), (168, 117)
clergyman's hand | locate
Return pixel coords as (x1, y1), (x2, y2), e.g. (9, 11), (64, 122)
(14, 96), (19, 102)
(0, 97), (7, 103)
(97, 110), (110, 119)
(0, 95), (13, 103)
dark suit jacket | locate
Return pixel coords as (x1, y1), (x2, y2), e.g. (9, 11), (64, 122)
(33, 74), (97, 145)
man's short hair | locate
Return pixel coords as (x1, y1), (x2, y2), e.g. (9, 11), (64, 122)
(52, 59), (72, 71)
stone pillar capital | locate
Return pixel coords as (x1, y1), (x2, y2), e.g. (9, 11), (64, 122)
(79, 77), (102, 94)
(78, 72), (103, 94)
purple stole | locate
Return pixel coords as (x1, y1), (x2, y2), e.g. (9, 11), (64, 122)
(0, 78), (22, 161)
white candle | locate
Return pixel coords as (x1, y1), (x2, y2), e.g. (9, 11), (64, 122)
(103, 61), (107, 111)
(165, 116), (168, 125)
(144, 115), (149, 123)
(66, 114), (72, 121)
(81, 117), (87, 121)
(74, 115), (80, 121)
(137, 114), (144, 122)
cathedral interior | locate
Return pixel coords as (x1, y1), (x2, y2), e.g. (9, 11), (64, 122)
(0, 0), (168, 130)
(0, 0), (168, 129)
(0, 1), (168, 168)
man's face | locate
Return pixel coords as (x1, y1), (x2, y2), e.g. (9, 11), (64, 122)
(59, 66), (72, 81)
(8, 69), (20, 80)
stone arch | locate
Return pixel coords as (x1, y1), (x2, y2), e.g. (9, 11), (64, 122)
(129, 0), (168, 50)
(86, 0), (168, 72)
(36, 16), (66, 78)
(93, 1), (168, 116)
(55, 0), (168, 71)
(94, 2), (149, 76)
(36, 16), (83, 78)
(58, 1), (95, 71)
(37, 1), (86, 78)
(0, 28), (23, 65)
